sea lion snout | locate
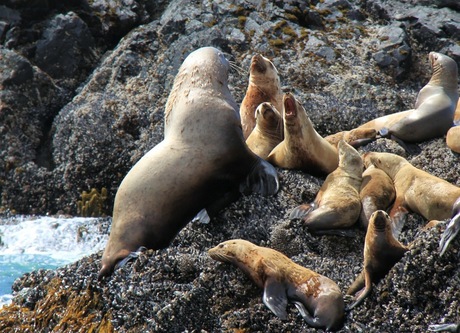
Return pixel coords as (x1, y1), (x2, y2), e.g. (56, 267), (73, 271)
(370, 210), (389, 230)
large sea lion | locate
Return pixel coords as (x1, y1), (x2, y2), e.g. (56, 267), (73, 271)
(98, 47), (279, 279)
(246, 102), (283, 159)
(240, 54), (283, 139)
(267, 92), (339, 176)
(289, 141), (362, 233)
(359, 161), (396, 229)
(359, 52), (459, 143)
(208, 239), (345, 331)
(363, 151), (460, 233)
(347, 210), (409, 310)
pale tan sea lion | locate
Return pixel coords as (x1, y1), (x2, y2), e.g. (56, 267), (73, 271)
(359, 52), (459, 143)
(347, 210), (409, 310)
(98, 47), (279, 279)
(240, 54), (283, 139)
(359, 162), (395, 229)
(363, 151), (460, 233)
(446, 126), (460, 153)
(325, 128), (378, 148)
(289, 141), (362, 233)
(246, 102), (283, 159)
(267, 92), (339, 176)
(208, 239), (345, 331)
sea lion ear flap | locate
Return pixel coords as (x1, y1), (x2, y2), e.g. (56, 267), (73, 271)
(263, 277), (288, 320)
(240, 159), (280, 195)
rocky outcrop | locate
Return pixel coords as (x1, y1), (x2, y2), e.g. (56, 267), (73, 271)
(0, 0), (459, 331)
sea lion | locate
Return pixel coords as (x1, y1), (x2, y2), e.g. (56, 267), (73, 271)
(359, 161), (396, 229)
(347, 210), (409, 310)
(359, 52), (459, 143)
(240, 54), (283, 139)
(267, 92), (339, 176)
(439, 197), (460, 256)
(446, 125), (460, 153)
(246, 102), (283, 159)
(289, 140), (362, 233)
(363, 151), (460, 233)
(208, 239), (345, 331)
(98, 47), (279, 279)
(324, 128), (378, 148)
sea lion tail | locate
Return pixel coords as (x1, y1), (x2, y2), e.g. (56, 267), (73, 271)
(240, 159), (279, 195)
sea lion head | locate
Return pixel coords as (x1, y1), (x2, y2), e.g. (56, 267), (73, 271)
(208, 239), (253, 263)
(429, 52), (458, 90)
(282, 92), (307, 128)
(254, 102), (283, 136)
(369, 210), (391, 232)
(249, 54), (281, 90)
(165, 47), (232, 121)
(362, 152), (407, 179)
(337, 140), (363, 174)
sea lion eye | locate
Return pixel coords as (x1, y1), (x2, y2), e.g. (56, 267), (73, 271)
(218, 244), (224, 248)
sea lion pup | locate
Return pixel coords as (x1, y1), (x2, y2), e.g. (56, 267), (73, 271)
(363, 152), (460, 234)
(208, 239), (345, 331)
(267, 92), (339, 176)
(325, 128), (378, 148)
(359, 161), (395, 229)
(246, 102), (283, 159)
(347, 210), (409, 310)
(98, 47), (279, 279)
(289, 141), (362, 234)
(359, 52), (459, 143)
(240, 54), (283, 139)
(439, 197), (460, 256)
(446, 125), (460, 153)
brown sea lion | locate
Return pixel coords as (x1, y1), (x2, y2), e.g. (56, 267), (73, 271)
(98, 47), (279, 279)
(359, 52), (459, 143)
(325, 128), (378, 148)
(240, 54), (283, 139)
(347, 210), (409, 310)
(246, 102), (283, 159)
(359, 162), (396, 229)
(363, 151), (460, 233)
(446, 126), (460, 153)
(289, 141), (362, 233)
(208, 239), (345, 331)
(267, 92), (339, 176)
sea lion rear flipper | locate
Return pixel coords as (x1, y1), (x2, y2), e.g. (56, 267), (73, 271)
(428, 323), (460, 332)
(439, 213), (460, 256)
(240, 159), (279, 195)
(292, 301), (322, 328)
(263, 277), (288, 320)
(390, 204), (409, 240)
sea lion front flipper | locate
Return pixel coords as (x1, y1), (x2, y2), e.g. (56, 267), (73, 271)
(263, 277), (288, 320)
(192, 209), (211, 224)
(240, 159), (279, 195)
(439, 213), (460, 256)
(292, 301), (321, 328)
(428, 323), (460, 332)
(347, 271), (372, 310)
(114, 246), (148, 270)
(289, 203), (316, 220)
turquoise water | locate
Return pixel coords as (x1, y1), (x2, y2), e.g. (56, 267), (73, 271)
(0, 216), (109, 308)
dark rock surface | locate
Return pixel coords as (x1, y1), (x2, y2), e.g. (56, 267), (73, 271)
(0, 0), (459, 332)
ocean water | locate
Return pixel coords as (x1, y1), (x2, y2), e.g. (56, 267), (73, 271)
(0, 215), (109, 308)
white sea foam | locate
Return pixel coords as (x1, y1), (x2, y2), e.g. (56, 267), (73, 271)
(0, 215), (109, 308)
